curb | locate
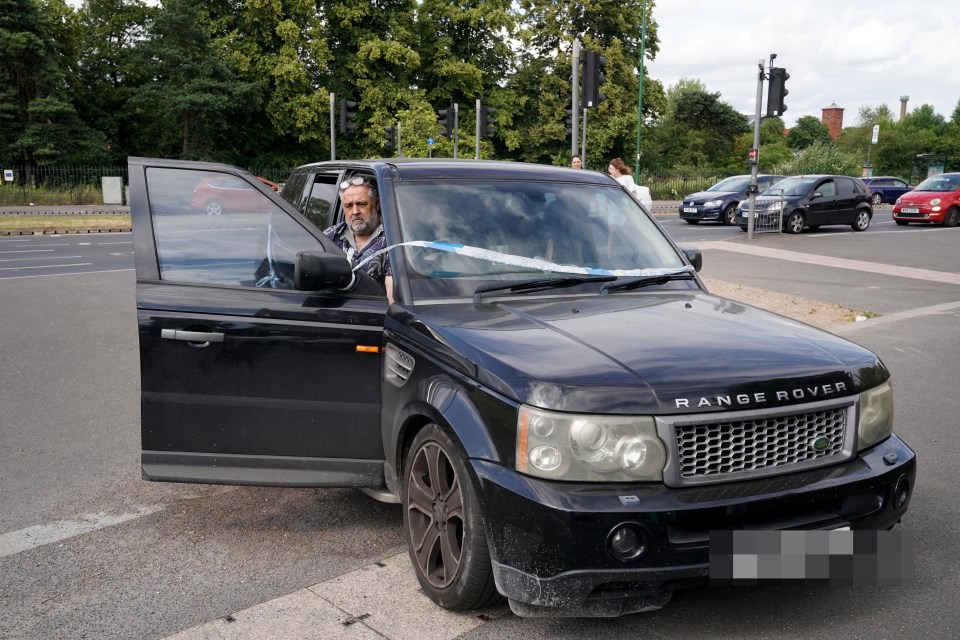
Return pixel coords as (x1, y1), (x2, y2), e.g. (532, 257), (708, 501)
(0, 227), (132, 236)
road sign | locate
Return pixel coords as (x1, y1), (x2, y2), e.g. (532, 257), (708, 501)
(3, 169), (13, 182)
(428, 138), (434, 147)
(871, 124), (880, 145)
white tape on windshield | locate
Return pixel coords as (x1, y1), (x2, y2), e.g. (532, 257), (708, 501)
(353, 240), (694, 279)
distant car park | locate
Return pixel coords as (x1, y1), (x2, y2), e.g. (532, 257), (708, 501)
(892, 172), (960, 227)
(862, 176), (912, 205)
(679, 174), (786, 226)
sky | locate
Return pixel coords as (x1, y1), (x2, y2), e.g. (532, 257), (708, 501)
(646, 0), (960, 128)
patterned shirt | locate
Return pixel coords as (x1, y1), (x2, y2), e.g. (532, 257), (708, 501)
(323, 221), (392, 286)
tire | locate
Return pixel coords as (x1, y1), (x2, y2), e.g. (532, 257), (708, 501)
(943, 207), (960, 227)
(895, 220), (909, 226)
(872, 193), (883, 206)
(785, 211), (805, 234)
(684, 219), (700, 225)
(851, 209), (871, 231)
(723, 204), (738, 226)
(403, 424), (500, 610)
(204, 200), (224, 216)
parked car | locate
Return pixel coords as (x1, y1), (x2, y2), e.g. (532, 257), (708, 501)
(189, 175), (276, 215)
(738, 174), (873, 234)
(128, 157), (914, 618)
(679, 174), (785, 225)
(862, 176), (912, 205)
(892, 172), (960, 227)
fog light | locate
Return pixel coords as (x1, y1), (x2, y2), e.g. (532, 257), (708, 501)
(608, 524), (647, 561)
(894, 475), (910, 509)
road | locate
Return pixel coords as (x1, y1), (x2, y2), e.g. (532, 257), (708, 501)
(1, 217), (959, 639)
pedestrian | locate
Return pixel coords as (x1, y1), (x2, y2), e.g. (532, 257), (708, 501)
(608, 157), (653, 211)
(571, 154), (583, 169)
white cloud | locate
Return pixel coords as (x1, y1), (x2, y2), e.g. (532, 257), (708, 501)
(646, 0), (960, 127)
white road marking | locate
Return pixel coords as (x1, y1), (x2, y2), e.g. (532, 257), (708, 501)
(96, 241), (133, 245)
(0, 262), (92, 271)
(0, 255), (82, 262)
(0, 506), (164, 558)
(0, 249), (55, 254)
(0, 268), (133, 280)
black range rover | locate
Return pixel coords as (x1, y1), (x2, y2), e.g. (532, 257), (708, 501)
(129, 157), (914, 617)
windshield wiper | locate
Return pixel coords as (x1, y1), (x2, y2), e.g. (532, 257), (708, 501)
(599, 272), (695, 294)
(473, 275), (616, 304)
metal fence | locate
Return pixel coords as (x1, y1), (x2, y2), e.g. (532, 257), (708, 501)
(1, 164), (724, 206)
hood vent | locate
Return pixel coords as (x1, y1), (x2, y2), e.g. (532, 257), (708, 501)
(385, 343), (415, 387)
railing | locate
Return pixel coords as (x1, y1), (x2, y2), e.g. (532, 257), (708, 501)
(1, 165), (725, 206)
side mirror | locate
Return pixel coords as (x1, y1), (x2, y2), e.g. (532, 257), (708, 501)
(678, 245), (702, 272)
(294, 251), (354, 291)
(811, 191), (822, 199)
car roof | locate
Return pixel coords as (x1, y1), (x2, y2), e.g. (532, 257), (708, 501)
(291, 158), (616, 185)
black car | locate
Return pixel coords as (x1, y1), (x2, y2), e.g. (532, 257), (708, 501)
(862, 176), (913, 205)
(129, 157), (914, 618)
(738, 174), (874, 234)
(679, 174), (785, 225)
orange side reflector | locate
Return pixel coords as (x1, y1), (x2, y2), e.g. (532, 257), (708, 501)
(356, 345), (380, 354)
(516, 407), (529, 472)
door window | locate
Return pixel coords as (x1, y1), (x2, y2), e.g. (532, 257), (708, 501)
(304, 176), (339, 230)
(817, 180), (836, 197)
(146, 167), (323, 289)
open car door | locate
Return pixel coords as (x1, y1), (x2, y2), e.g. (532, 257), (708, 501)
(128, 157), (387, 487)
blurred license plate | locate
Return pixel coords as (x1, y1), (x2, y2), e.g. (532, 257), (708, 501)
(901, 207), (919, 213)
(683, 207), (698, 213)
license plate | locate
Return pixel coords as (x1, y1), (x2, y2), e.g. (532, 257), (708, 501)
(901, 207), (919, 213)
(683, 207), (698, 214)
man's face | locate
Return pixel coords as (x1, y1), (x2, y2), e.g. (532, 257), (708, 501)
(342, 185), (381, 236)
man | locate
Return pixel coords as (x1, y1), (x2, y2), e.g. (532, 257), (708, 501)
(324, 177), (394, 303)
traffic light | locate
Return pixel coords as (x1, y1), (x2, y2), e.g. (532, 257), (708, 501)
(747, 148), (758, 164)
(479, 104), (497, 137)
(565, 108), (574, 135)
(437, 104), (452, 138)
(582, 50), (607, 108)
(339, 97), (357, 134)
(766, 67), (789, 117)
(384, 126), (395, 150)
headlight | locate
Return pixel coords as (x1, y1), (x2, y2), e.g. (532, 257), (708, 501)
(516, 405), (666, 481)
(704, 199), (723, 208)
(895, 196), (902, 204)
(769, 200), (783, 211)
(858, 381), (894, 450)
(930, 198), (941, 205)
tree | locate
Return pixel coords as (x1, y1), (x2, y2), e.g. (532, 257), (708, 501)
(774, 141), (859, 176)
(786, 115), (833, 150)
(0, 0), (108, 172)
(128, 0), (262, 160)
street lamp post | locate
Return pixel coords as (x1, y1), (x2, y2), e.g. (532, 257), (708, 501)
(634, 1), (648, 177)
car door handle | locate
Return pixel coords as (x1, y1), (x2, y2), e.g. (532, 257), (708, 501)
(161, 329), (225, 344)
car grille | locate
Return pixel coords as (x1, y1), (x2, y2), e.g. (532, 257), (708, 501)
(657, 398), (856, 487)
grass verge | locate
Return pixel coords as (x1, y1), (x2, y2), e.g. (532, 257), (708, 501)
(0, 215), (131, 231)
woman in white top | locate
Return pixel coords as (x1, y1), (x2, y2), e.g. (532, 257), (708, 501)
(608, 157), (653, 211)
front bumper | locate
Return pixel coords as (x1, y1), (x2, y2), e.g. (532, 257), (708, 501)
(893, 208), (943, 222)
(678, 205), (722, 221)
(473, 434), (915, 617)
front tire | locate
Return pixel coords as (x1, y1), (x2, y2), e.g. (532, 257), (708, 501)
(785, 211), (805, 234)
(943, 207), (960, 227)
(852, 209), (871, 231)
(723, 204), (738, 226)
(403, 424), (499, 610)
(204, 200), (224, 216)
(684, 219), (700, 225)
(895, 219), (909, 226)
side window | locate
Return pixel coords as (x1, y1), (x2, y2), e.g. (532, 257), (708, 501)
(894, 179), (908, 188)
(838, 178), (857, 195)
(304, 175), (339, 231)
(146, 167), (323, 289)
(818, 180), (837, 197)
(280, 171), (307, 208)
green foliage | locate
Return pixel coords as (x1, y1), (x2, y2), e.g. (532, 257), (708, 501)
(787, 116), (833, 150)
(774, 141), (860, 176)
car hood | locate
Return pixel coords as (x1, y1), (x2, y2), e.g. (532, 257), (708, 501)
(683, 190), (739, 204)
(398, 293), (884, 415)
(897, 191), (946, 205)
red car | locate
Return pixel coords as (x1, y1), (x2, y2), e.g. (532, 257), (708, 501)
(893, 172), (960, 227)
(190, 175), (275, 215)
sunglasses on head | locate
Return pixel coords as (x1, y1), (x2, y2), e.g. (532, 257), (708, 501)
(339, 176), (374, 190)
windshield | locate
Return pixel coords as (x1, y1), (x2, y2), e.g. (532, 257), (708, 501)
(707, 176), (750, 192)
(762, 176), (816, 197)
(914, 174), (960, 192)
(394, 180), (688, 300)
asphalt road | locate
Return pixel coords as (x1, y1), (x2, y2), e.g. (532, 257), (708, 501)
(1, 219), (958, 639)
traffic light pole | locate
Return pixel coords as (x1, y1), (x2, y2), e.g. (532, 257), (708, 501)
(581, 108), (587, 167)
(476, 98), (481, 159)
(634, 0), (648, 176)
(572, 39), (581, 157)
(454, 103), (459, 159)
(747, 56), (770, 241)
(329, 92), (336, 161)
